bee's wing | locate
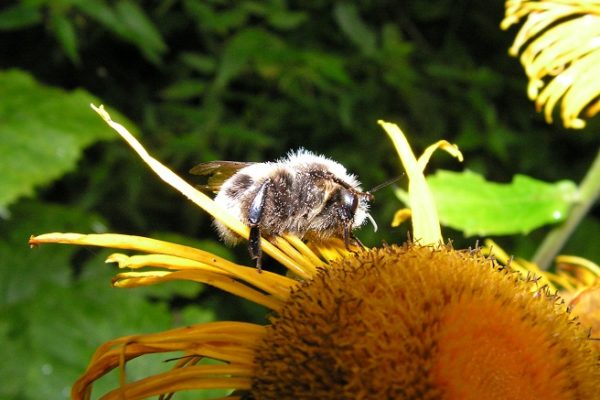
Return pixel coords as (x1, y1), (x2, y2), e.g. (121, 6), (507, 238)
(189, 161), (254, 193)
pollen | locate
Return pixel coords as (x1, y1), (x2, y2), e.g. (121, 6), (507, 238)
(251, 244), (600, 399)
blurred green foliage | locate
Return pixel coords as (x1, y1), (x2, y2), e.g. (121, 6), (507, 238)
(1, 1), (599, 398)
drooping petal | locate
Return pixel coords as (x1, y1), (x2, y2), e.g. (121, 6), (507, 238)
(485, 240), (600, 346)
(113, 270), (283, 310)
(307, 237), (358, 263)
(72, 321), (265, 400)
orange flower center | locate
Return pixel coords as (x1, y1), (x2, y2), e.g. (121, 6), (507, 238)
(433, 299), (572, 400)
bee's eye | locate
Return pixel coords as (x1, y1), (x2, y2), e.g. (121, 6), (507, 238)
(340, 189), (354, 207)
(339, 189), (358, 220)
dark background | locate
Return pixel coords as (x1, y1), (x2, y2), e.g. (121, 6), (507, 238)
(1, 1), (599, 398)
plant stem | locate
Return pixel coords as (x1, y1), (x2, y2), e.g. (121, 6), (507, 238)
(533, 147), (600, 269)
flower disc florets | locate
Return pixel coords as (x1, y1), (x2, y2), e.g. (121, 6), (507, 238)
(252, 244), (600, 400)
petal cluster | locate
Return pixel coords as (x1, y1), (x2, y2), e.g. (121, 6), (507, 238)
(502, 0), (600, 128)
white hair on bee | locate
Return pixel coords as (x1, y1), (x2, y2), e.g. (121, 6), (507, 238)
(282, 148), (360, 186)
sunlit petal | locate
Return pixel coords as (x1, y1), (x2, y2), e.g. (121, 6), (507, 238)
(378, 121), (441, 244)
(378, 121), (462, 244)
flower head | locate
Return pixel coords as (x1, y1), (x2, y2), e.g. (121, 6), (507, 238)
(29, 107), (600, 399)
(253, 244), (600, 400)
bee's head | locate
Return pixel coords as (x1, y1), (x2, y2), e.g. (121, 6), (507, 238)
(350, 174), (405, 232)
(337, 187), (376, 232)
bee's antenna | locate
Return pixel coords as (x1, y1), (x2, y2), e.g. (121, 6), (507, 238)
(368, 174), (405, 193)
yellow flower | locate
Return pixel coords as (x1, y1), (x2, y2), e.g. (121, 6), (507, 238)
(501, 0), (600, 129)
(29, 107), (600, 399)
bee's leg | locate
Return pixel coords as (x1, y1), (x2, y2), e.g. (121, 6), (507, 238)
(343, 223), (364, 251)
(248, 179), (270, 272)
(249, 226), (262, 271)
(343, 224), (352, 249)
(351, 234), (365, 249)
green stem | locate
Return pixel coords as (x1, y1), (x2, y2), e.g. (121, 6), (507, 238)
(533, 147), (600, 269)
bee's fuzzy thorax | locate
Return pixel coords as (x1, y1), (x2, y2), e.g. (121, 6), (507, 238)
(279, 148), (361, 190)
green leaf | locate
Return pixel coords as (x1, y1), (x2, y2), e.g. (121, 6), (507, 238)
(50, 13), (80, 65)
(113, 1), (167, 64)
(180, 52), (217, 74)
(0, 200), (106, 306)
(0, 3), (42, 30)
(73, 0), (166, 64)
(0, 69), (129, 208)
(266, 9), (307, 30)
(1, 265), (174, 399)
(184, 0), (250, 35)
(160, 79), (206, 101)
(0, 200), (106, 398)
(215, 28), (281, 90)
(71, 0), (119, 31)
(426, 170), (578, 236)
(216, 122), (274, 149)
(301, 51), (351, 86)
(333, 3), (377, 57)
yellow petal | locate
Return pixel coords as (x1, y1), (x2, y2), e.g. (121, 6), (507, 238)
(556, 255), (600, 286)
(31, 232), (234, 267)
(106, 253), (296, 300)
(307, 237), (356, 262)
(378, 120), (441, 244)
(30, 233), (295, 305)
(379, 121), (462, 244)
(113, 270), (283, 310)
(417, 139), (463, 170)
(391, 208), (412, 228)
(72, 322), (264, 400)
